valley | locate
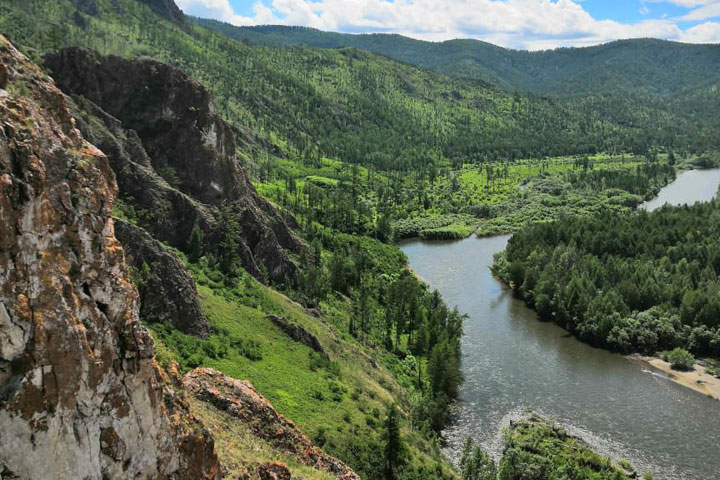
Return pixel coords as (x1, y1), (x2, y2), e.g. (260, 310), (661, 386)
(0, 1), (719, 479)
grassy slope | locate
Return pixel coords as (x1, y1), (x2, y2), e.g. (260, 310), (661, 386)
(150, 254), (457, 479)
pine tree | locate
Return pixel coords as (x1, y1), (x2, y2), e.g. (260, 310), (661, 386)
(187, 224), (204, 262)
(383, 404), (405, 480)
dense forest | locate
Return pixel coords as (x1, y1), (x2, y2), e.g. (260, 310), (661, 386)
(197, 21), (720, 98)
(494, 197), (720, 357)
(2, 0), (717, 170)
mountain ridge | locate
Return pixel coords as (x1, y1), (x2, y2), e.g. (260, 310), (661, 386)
(197, 20), (720, 97)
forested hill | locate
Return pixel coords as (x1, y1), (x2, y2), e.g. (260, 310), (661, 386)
(2, 1), (717, 170)
(197, 21), (720, 98)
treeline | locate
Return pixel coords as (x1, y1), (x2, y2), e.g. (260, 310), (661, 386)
(494, 199), (720, 357)
(565, 161), (675, 198)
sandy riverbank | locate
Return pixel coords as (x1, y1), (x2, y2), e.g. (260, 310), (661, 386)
(636, 356), (720, 400)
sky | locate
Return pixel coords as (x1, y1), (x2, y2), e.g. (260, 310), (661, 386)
(175, 0), (720, 50)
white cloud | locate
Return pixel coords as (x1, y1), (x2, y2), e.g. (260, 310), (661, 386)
(682, 2), (720, 20)
(644, 0), (716, 6)
(175, 0), (257, 25)
(180, 0), (720, 50)
(678, 20), (720, 41)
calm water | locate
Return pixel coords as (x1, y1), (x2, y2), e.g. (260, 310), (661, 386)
(401, 170), (720, 480)
(641, 168), (720, 212)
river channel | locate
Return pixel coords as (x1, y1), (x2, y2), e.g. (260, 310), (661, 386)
(400, 169), (720, 480)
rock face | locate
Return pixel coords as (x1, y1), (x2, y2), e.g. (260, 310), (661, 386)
(137, 0), (186, 25)
(184, 368), (361, 480)
(0, 35), (220, 479)
(67, 94), (216, 258)
(45, 47), (303, 282)
(115, 219), (211, 338)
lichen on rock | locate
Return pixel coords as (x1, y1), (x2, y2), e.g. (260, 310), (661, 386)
(0, 35), (220, 479)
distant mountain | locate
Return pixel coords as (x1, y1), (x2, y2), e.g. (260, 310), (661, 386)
(195, 21), (720, 98)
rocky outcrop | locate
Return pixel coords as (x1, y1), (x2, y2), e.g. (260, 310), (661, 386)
(115, 220), (211, 338)
(0, 35), (220, 479)
(184, 368), (360, 480)
(45, 47), (303, 282)
(137, 0), (186, 25)
(268, 315), (326, 356)
(257, 462), (292, 480)
(67, 94), (217, 254)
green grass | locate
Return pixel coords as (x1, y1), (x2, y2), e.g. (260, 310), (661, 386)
(148, 261), (458, 480)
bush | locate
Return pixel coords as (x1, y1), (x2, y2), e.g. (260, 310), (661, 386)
(664, 348), (695, 371)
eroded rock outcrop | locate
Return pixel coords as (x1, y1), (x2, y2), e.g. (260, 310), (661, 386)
(0, 35), (220, 479)
(114, 219), (211, 338)
(184, 368), (360, 480)
(45, 47), (303, 282)
(267, 314), (326, 356)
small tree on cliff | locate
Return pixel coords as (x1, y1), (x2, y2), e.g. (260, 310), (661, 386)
(187, 224), (204, 262)
(460, 436), (496, 480)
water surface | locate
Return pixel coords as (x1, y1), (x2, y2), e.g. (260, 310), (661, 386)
(641, 168), (720, 212)
(401, 170), (720, 480)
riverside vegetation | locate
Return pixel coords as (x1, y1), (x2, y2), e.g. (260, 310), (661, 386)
(494, 192), (720, 360)
(1, 0), (718, 478)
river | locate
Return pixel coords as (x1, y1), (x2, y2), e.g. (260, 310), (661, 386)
(400, 169), (720, 480)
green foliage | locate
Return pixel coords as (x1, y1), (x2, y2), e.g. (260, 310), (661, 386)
(495, 198), (720, 357)
(663, 348), (695, 371)
(148, 322), (262, 371)
(393, 214), (478, 240)
(475, 158), (675, 237)
(202, 23), (720, 100)
(4, 0), (716, 181)
(187, 223), (204, 262)
(460, 437), (496, 480)
(497, 415), (635, 480)
(382, 405), (406, 480)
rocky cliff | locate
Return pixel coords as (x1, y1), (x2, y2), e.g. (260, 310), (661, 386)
(115, 219), (211, 338)
(0, 35), (220, 479)
(45, 47), (303, 283)
(184, 368), (361, 480)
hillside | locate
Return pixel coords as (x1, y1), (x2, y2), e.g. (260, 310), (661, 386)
(0, 29), (462, 479)
(200, 22), (720, 98)
(1, 0), (713, 172)
(0, 1), (690, 479)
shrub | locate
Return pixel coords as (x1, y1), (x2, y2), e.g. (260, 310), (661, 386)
(664, 348), (695, 371)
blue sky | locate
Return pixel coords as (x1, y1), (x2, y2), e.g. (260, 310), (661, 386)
(176, 0), (720, 49)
